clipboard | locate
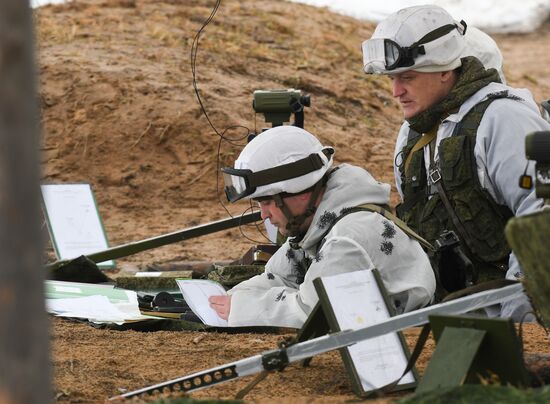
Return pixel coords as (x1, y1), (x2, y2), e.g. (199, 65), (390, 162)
(41, 183), (115, 269)
(311, 268), (417, 396)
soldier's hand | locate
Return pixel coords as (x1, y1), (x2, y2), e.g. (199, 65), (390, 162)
(208, 295), (232, 320)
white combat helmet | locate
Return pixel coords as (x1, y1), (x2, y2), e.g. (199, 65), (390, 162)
(362, 5), (467, 75)
(463, 26), (506, 84)
(222, 126), (334, 202)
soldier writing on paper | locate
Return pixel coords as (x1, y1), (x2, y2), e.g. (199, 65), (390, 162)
(209, 126), (436, 328)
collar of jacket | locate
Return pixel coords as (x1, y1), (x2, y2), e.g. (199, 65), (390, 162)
(295, 164), (391, 251)
(407, 56), (501, 134)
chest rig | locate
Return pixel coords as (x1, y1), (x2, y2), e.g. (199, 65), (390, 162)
(396, 92), (516, 285)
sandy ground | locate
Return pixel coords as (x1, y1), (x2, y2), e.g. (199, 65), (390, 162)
(51, 318), (550, 402)
(35, 0), (550, 402)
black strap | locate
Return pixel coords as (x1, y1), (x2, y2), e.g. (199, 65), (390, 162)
(402, 23), (461, 65)
(431, 178), (475, 253)
(248, 148), (333, 188)
(249, 153), (323, 188)
(275, 176), (327, 237)
(413, 23), (460, 47)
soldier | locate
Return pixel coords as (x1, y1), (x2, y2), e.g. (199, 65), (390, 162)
(361, 5), (550, 318)
(209, 125), (436, 328)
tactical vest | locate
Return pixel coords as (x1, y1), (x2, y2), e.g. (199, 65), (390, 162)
(396, 92), (515, 281)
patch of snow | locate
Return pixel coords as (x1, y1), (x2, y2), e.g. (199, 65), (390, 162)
(290, 0), (550, 33)
(31, 0), (67, 8)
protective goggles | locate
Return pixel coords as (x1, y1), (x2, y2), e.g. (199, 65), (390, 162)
(222, 149), (333, 202)
(362, 21), (466, 72)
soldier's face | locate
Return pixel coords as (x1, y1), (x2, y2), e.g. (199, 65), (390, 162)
(257, 193), (312, 236)
(390, 70), (456, 119)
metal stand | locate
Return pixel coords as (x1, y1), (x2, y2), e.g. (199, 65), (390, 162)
(416, 315), (530, 393)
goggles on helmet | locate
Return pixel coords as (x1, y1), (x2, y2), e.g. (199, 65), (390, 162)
(362, 21), (467, 72)
(222, 148), (333, 203)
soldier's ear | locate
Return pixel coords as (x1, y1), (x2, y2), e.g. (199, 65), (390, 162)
(440, 70), (456, 83)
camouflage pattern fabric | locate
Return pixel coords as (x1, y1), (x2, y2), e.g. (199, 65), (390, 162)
(397, 94), (513, 291)
(407, 57), (501, 134)
(115, 270), (194, 290)
(505, 210), (550, 328)
(207, 264), (265, 288)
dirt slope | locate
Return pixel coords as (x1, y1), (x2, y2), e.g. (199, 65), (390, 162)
(37, 0), (550, 267)
(35, 0), (550, 402)
(37, 0), (404, 268)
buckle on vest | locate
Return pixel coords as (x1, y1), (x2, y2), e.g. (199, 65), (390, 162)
(429, 168), (442, 184)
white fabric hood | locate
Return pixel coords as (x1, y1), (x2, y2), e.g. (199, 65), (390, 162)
(299, 163), (391, 250)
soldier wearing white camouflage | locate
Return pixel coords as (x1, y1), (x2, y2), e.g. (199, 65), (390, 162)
(210, 126), (436, 328)
(361, 5), (550, 319)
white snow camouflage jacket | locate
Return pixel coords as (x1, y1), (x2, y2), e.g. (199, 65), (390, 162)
(393, 82), (550, 320)
(227, 164), (436, 328)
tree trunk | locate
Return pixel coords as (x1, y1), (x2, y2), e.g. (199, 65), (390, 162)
(0, 1), (51, 402)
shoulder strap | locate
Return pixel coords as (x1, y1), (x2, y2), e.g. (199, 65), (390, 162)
(404, 126), (438, 176)
(356, 203), (435, 251)
(451, 90), (521, 137)
(318, 203), (434, 252)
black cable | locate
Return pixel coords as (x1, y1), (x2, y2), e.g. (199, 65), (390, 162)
(190, 0), (249, 144)
(190, 0), (222, 138)
(190, 0), (261, 239)
(238, 205), (275, 245)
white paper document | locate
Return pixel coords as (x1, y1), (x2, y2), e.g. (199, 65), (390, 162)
(41, 183), (114, 268)
(176, 279), (228, 327)
(320, 269), (415, 390)
(46, 291), (158, 325)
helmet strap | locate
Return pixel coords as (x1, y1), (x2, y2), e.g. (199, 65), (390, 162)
(273, 177), (326, 238)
